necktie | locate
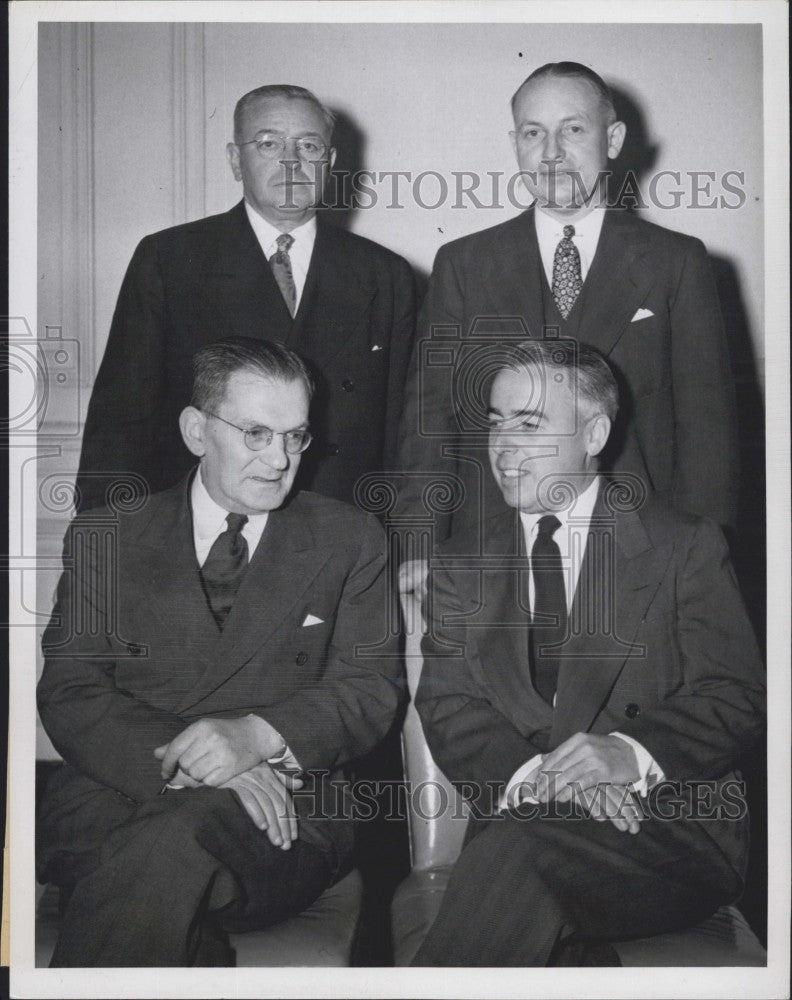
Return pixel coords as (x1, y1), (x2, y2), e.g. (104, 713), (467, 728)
(270, 233), (297, 317)
(552, 225), (583, 319)
(530, 514), (567, 705)
(200, 513), (249, 628)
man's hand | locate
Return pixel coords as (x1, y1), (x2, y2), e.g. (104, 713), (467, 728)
(585, 782), (645, 835)
(222, 763), (303, 849)
(398, 559), (428, 603)
(155, 716), (280, 787)
(534, 733), (641, 804)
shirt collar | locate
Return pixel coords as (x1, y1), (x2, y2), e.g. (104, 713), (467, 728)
(244, 202), (317, 258)
(534, 203), (605, 245)
(190, 467), (269, 541)
(519, 474), (602, 542)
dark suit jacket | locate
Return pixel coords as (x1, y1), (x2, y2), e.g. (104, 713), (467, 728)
(37, 478), (403, 870)
(415, 487), (764, 879)
(75, 203), (416, 511)
(396, 208), (738, 540)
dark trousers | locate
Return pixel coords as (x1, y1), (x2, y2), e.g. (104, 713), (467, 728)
(412, 810), (741, 966)
(44, 785), (342, 967)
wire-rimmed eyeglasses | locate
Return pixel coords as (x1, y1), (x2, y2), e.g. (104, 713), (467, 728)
(203, 410), (312, 454)
(237, 133), (330, 163)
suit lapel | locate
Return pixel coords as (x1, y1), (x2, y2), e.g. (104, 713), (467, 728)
(174, 496), (332, 714)
(573, 209), (655, 355)
(214, 201), (295, 341)
(292, 220), (376, 365)
(550, 495), (673, 744)
(478, 210), (546, 339)
(132, 478), (220, 670)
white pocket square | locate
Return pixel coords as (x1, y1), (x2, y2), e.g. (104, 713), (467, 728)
(302, 614), (324, 627)
(631, 308), (654, 322)
(371, 344), (383, 351)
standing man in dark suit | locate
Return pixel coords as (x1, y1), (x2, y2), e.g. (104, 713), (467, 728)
(411, 341), (764, 966)
(397, 62), (737, 593)
(38, 338), (403, 966)
(76, 84), (416, 512)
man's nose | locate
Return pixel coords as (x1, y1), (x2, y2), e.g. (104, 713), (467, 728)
(542, 130), (563, 163)
(260, 434), (290, 470)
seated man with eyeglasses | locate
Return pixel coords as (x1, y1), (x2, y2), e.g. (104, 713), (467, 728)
(75, 83), (416, 513)
(37, 337), (403, 967)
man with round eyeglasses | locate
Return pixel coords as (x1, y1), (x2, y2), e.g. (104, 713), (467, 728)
(37, 337), (403, 966)
(76, 83), (416, 514)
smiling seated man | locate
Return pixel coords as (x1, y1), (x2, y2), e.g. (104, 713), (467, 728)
(37, 337), (402, 967)
(411, 339), (764, 966)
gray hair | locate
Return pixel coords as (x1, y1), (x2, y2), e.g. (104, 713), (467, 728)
(190, 337), (315, 412)
(498, 339), (619, 421)
(233, 84), (336, 142)
(511, 62), (617, 126)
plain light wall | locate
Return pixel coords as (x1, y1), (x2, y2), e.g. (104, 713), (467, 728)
(35, 19), (764, 756)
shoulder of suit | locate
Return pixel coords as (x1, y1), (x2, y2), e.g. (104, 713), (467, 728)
(606, 209), (707, 253)
(433, 211), (534, 263)
(434, 507), (514, 558)
(317, 218), (412, 270)
(282, 490), (386, 542)
(135, 204), (243, 249)
(630, 491), (722, 550)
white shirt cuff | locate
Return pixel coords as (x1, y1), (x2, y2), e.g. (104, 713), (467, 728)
(498, 753), (545, 811)
(611, 732), (664, 796)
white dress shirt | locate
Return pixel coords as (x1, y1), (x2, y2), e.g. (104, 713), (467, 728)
(191, 469), (269, 566)
(534, 204), (605, 288)
(501, 476), (663, 809)
(244, 202), (316, 310)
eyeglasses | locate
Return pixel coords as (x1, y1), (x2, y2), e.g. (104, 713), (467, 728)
(203, 411), (312, 454)
(237, 133), (330, 163)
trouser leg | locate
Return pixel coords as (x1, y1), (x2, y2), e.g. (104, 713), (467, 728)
(412, 811), (741, 967)
(50, 786), (337, 967)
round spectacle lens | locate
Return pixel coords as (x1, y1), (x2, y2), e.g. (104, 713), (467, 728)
(252, 135), (329, 162)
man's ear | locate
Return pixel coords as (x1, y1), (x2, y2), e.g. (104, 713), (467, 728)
(585, 412), (611, 458)
(606, 121), (626, 160)
(180, 406), (208, 457)
(226, 142), (242, 182)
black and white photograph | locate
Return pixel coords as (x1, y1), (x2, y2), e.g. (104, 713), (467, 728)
(7, 2), (789, 997)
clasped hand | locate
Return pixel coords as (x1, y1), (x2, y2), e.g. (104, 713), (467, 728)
(528, 733), (644, 835)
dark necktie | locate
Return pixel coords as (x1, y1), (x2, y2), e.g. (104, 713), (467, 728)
(529, 514), (567, 705)
(200, 513), (249, 628)
(270, 232), (297, 317)
(552, 224), (583, 319)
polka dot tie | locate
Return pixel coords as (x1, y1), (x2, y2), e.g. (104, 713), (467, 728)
(552, 225), (583, 319)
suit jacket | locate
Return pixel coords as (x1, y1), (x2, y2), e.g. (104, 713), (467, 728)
(37, 478), (403, 868)
(396, 208), (738, 541)
(414, 488), (765, 878)
(75, 202), (417, 511)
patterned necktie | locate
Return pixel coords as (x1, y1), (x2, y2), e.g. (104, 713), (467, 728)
(552, 225), (583, 319)
(529, 514), (567, 705)
(270, 233), (297, 317)
(200, 513), (249, 628)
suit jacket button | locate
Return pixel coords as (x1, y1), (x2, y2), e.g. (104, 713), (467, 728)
(295, 652), (308, 666)
(327, 443), (339, 456)
(625, 703), (641, 718)
(342, 379), (355, 392)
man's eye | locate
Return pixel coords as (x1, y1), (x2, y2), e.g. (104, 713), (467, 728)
(257, 138), (280, 151)
(521, 128), (541, 141)
(247, 428), (271, 445)
(300, 141), (320, 153)
(565, 124), (584, 135)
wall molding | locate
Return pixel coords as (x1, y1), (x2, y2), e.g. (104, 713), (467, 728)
(58, 23), (96, 385)
(171, 23), (206, 225)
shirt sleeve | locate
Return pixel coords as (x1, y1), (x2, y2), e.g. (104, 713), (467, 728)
(611, 732), (665, 796)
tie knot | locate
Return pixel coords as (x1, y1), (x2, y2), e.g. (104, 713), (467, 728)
(537, 514), (561, 540)
(225, 513), (248, 534)
(276, 233), (294, 253)
(562, 225), (575, 240)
